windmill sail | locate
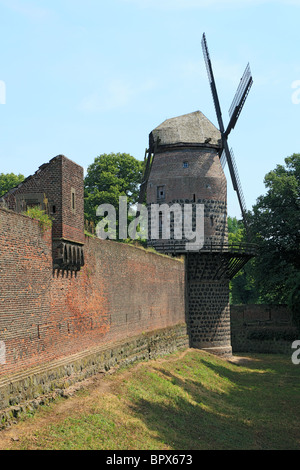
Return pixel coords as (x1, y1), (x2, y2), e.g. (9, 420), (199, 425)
(220, 149), (227, 169)
(228, 147), (247, 217)
(201, 33), (225, 134)
(201, 32), (252, 231)
(225, 63), (253, 137)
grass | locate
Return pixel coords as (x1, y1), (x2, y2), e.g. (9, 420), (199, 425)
(0, 349), (299, 450)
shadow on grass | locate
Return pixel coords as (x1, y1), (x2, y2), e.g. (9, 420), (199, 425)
(127, 353), (300, 450)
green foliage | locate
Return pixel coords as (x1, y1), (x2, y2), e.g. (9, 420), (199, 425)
(24, 206), (52, 232)
(229, 154), (300, 310)
(5, 351), (300, 450)
(0, 172), (24, 197)
(227, 216), (243, 236)
(247, 153), (300, 306)
(84, 153), (144, 239)
(228, 216), (260, 304)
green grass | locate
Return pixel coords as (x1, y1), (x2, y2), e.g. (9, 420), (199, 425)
(1, 350), (300, 450)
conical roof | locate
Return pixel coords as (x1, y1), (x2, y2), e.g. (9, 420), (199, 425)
(149, 111), (221, 150)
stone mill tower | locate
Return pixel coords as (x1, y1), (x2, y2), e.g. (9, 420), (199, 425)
(146, 111), (252, 356)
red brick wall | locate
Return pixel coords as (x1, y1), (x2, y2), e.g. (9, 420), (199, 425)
(0, 208), (185, 376)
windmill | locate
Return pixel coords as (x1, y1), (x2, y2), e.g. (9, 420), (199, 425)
(201, 33), (253, 234)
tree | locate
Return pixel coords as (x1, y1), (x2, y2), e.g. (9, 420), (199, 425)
(84, 153), (144, 238)
(227, 216), (243, 238)
(0, 173), (24, 197)
(247, 153), (300, 305)
(229, 154), (300, 308)
(228, 216), (260, 304)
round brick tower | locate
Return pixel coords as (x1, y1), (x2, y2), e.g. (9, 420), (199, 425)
(146, 111), (232, 356)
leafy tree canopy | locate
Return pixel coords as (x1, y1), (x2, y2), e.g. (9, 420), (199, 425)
(229, 154), (300, 326)
(250, 153), (300, 267)
(228, 216), (259, 305)
(248, 153), (300, 303)
(0, 172), (24, 197)
(84, 152), (144, 232)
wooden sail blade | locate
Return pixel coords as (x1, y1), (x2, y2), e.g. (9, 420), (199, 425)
(223, 143), (248, 229)
(220, 149), (227, 169)
(201, 33), (225, 134)
(225, 63), (253, 137)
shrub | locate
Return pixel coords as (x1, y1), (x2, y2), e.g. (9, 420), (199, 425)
(24, 207), (52, 232)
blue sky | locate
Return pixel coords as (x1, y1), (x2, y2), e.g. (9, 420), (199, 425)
(0, 0), (299, 218)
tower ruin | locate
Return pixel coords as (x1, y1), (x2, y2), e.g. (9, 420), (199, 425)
(1, 154), (85, 273)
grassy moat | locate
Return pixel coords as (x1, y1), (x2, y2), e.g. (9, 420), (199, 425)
(0, 348), (299, 450)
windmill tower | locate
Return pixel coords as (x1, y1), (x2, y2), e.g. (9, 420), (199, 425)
(142, 34), (256, 356)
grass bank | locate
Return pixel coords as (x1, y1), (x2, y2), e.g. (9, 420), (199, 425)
(0, 349), (299, 450)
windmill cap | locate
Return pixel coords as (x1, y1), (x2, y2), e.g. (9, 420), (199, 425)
(149, 111), (222, 151)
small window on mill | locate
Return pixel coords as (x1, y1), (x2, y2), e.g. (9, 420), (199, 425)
(183, 162), (189, 168)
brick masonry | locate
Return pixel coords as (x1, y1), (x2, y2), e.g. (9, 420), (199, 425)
(146, 138), (231, 355)
(0, 136), (233, 417)
(230, 304), (297, 354)
(147, 147), (228, 248)
(0, 207), (187, 381)
(0, 324), (189, 421)
(1, 155), (85, 245)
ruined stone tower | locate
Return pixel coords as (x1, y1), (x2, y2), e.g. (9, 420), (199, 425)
(1, 155), (85, 272)
(146, 111), (238, 356)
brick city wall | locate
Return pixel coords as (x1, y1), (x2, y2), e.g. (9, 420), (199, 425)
(0, 207), (187, 380)
(230, 304), (298, 354)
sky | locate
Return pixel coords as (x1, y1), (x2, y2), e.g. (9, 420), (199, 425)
(0, 0), (300, 219)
